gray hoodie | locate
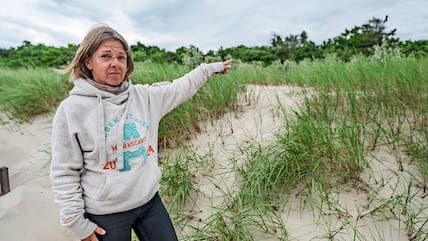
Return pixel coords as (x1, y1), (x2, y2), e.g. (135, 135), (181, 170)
(50, 62), (224, 239)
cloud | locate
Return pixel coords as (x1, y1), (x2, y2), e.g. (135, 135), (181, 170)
(0, 0), (95, 47)
(0, 0), (426, 51)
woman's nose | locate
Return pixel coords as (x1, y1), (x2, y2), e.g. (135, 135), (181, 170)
(110, 57), (119, 67)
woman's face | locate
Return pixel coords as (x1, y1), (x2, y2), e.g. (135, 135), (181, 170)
(85, 39), (127, 86)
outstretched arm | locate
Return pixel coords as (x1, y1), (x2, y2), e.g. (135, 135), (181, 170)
(142, 59), (233, 120)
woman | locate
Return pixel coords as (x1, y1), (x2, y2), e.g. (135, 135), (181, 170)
(50, 24), (232, 241)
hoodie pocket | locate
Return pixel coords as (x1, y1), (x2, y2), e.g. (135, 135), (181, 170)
(96, 164), (161, 201)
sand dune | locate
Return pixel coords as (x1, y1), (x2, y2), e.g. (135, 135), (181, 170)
(0, 85), (425, 241)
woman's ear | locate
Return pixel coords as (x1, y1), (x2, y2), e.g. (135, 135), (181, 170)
(84, 56), (93, 70)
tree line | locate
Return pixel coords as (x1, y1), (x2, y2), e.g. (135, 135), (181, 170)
(0, 16), (427, 68)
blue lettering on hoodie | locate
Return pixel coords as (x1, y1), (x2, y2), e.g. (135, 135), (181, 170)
(104, 115), (150, 172)
(119, 122), (148, 172)
(105, 117), (120, 137)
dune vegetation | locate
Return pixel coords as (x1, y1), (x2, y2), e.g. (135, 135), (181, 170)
(1, 49), (426, 240)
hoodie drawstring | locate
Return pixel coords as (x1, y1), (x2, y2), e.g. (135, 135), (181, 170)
(96, 94), (107, 165)
(116, 98), (131, 171)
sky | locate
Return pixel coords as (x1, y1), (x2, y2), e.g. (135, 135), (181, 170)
(0, 0), (427, 52)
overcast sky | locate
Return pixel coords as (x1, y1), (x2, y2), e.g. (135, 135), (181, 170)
(1, 0), (427, 52)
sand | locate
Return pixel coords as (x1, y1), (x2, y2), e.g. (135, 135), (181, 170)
(0, 113), (76, 240)
(0, 85), (426, 241)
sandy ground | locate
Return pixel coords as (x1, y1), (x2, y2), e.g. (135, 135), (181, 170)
(0, 85), (426, 241)
(161, 85), (427, 240)
(0, 113), (76, 240)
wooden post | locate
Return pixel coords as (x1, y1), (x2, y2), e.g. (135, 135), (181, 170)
(0, 167), (10, 196)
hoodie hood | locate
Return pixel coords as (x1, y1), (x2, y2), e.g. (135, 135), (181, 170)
(70, 78), (130, 102)
(70, 78), (131, 169)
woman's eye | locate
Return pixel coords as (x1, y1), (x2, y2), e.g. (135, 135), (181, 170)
(101, 55), (111, 59)
(118, 56), (127, 61)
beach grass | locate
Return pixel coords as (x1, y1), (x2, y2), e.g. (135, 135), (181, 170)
(229, 53), (428, 239)
(0, 68), (71, 121)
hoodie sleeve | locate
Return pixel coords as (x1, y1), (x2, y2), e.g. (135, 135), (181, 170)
(50, 105), (97, 240)
(146, 62), (225, 119)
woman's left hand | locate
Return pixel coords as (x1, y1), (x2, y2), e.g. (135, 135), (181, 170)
(219, 59), (233, 74)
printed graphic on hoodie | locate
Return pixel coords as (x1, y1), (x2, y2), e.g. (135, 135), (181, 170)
(103, 113), (156, 171)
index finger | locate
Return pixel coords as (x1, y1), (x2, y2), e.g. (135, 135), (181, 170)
(224, 59), (233, 65)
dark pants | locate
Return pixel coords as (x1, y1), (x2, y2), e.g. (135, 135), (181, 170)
(85, 193), (178, 241)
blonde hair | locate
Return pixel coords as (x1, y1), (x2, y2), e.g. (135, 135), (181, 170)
(62, 24), (134, 81)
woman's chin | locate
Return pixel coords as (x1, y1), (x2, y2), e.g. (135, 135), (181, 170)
(106, 78), (124, 86)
